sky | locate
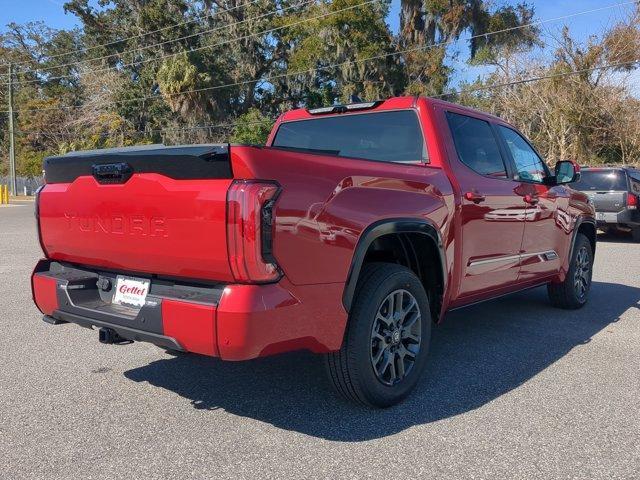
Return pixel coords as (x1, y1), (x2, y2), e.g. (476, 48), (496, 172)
(1, 0), (637, 88)
(3, 0), (631, 40)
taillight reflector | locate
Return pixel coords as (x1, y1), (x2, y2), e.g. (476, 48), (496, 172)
(628, 193), (638, 209)
(226, 180), (281, 283)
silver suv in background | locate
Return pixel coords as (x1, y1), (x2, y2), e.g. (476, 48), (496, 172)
(571, 167), (640, 241)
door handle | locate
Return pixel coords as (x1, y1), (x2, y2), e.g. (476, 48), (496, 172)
(464, 191), (486, 203)
(92, 162), (133, 184)
(523, 194), (539, 205)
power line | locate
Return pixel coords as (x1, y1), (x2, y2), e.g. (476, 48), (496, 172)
(13, 0), (318, 78)
(438, 59), (640, 97)
(5, 0), (375, 86)
(14, 57), (640, 138)
(2, 0), (267, 72)
(15, 118), (273, 137)
(3, 0), (637, 114)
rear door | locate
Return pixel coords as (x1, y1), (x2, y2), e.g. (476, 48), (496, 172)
(443, 111), (526, 299)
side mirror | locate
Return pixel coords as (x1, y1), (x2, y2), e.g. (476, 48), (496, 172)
(555, 160), (580, 185)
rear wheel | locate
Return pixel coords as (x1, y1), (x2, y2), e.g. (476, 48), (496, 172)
(325, 263), (431, 408)
(547, 233), (593, 309)
(631, 227), (640, 242)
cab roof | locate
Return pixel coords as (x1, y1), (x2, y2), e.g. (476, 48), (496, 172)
(277, 95), (505, 124)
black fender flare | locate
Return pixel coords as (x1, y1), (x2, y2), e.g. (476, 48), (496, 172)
(342, 218), (447, 312)
(570, 215), (597, 262)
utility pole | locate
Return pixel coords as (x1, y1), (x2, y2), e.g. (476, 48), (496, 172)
(7, 63), (17, 196)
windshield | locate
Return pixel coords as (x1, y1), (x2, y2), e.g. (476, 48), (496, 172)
(572, 170), (627, 191)
(272, 110), (427, 163)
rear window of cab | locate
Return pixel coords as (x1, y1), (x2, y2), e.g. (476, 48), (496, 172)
(271, 110), (428, 163)
(573, 170), (628, 191)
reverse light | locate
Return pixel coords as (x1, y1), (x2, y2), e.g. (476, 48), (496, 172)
(628, 193), (638, 209)
(226, 180), (281, 283)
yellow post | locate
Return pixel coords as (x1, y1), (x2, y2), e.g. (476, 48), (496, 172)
(2, 184), (8, 204)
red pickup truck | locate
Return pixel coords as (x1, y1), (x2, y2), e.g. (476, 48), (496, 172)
(31, 97), (596, 407)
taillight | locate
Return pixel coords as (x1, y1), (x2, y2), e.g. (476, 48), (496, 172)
(34, 185), (48, 257)
(226, 180), (281, 283)
(628, 193), (638, 209)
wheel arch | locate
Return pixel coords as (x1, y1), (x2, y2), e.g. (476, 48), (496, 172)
(572, 216), (597, 260)
(342, 218), (447, 318)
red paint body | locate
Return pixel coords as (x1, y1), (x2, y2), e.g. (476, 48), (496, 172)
(31, 96), (595, 360)
(32, 275), (58, 316)
(162, 299), (218, 357)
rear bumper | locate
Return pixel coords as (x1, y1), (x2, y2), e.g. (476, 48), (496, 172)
(595, 209), (639, 227)
(32, 260), (347, 360)
(44, 311), (184, 351)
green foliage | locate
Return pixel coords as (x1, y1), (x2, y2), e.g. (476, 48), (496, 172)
(17, 148), (46, 177)
(281, 0), (402, 101)
(230, 109), (273, 145)
(157, 52), (212, 114)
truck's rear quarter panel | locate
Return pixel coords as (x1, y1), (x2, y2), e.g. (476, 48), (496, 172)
(231, 145), (454, 287)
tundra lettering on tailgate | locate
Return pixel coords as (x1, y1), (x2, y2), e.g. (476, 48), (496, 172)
(64, 212), (169, 237)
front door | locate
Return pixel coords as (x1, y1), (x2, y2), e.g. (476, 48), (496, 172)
(495, 125), (567, 280)
(443, 111), (526, 300)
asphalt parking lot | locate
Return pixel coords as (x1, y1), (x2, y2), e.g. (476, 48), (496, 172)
(1, 201), (639, 480)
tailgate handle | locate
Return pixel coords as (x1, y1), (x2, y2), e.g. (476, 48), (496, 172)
(92, 163), (133, 184)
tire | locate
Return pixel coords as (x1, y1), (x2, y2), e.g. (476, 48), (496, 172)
(632, 227), (640, 242)
(547, 233), (593, 309)
(325, 263), (432, 408)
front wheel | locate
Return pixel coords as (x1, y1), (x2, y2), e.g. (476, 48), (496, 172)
(325, 263), (432, 408)
(547, 233), (593, 309)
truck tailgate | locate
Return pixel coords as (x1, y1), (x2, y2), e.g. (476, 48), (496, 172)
(588, 191), (626, 213)
(38, 144), (235, 283)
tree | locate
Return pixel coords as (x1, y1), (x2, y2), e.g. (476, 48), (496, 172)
(230, 108), (273, 144)
(459, 10), (640, 165)
(279, 0), (403, 105)
(1, 0), (639, 173)
(399, 0), (539, 95)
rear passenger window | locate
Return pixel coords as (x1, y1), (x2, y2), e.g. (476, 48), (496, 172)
(629, 171), (640, 194)
(272, 110), (427, 163)
(446, 112), (507, 178)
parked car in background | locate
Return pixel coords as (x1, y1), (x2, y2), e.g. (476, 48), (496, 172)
(571, 167), (640, 241)
(32, 97), (596, 407)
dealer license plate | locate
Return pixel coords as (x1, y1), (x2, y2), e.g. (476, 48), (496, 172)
(112, 275), (150, 308)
